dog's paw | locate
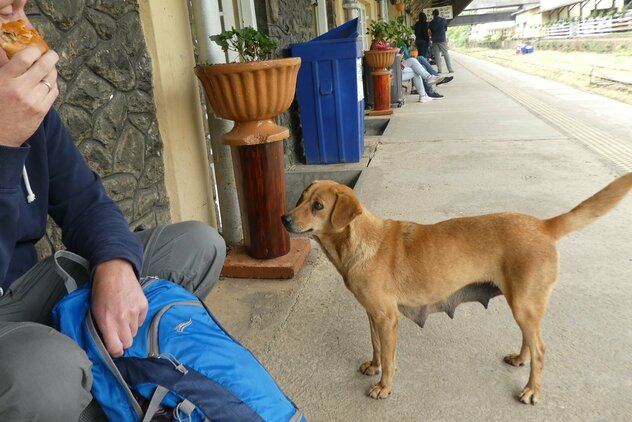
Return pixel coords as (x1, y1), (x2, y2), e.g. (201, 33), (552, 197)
(359, 361), (381, 376)
(503, 353), (528, 367)
(368, 382), (392, 399)
(519, 385), (540, 405)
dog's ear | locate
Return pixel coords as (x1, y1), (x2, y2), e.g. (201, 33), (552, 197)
(331, 192), (362, 230)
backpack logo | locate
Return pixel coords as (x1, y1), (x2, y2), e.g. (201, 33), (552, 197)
(175, 318), (193, 333)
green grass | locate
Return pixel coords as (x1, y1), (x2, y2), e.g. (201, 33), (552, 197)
(456, 47), (632, 105)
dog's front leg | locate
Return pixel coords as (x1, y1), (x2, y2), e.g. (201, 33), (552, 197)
(367, 307), (399, 399)
(360, 312), (381, 376)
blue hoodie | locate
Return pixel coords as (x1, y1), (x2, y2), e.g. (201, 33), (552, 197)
(0, 109), (143, 291)
(428, 16), (448, 43)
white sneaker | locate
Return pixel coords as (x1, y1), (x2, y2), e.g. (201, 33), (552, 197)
(419, 95), (433, 103)
(426, 75), (445, 85)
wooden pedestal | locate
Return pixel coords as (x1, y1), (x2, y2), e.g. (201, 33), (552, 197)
(231, 141), (290, 260)
(221, 237), (311, 279)
(366, 70), (393, 116)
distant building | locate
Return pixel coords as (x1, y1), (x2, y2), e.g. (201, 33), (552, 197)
(513, 4), (541, 38)
(463, 0), (537, 40)
(462, 0), (630, 41)
(541, 0), (628, 23)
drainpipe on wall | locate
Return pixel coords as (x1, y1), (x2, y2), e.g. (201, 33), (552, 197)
(190, 0), (242, 248)
(313, 0), (329, 35)
(379, 0), (388, 20)
(343, 0), (367, 49)
(342, 0), (369, 50)
(343, 0), (360, 21)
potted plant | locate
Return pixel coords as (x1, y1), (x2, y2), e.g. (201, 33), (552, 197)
(394, 1), (405, 12)
(365, 20), (399, 69)
(364, 19), (414, 115)
(196, 27), (300, 146)
(195, 27), (302, 261)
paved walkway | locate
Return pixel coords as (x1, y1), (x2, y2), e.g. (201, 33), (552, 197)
(206, 51), (632, 421)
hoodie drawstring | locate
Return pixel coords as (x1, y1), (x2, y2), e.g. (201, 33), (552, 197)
(22, 166), (36, 203)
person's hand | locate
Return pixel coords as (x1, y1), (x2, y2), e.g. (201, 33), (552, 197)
(0, 46), (59, 147)
(91, 259), (148, 357)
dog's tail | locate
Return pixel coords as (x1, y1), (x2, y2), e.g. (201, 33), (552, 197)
(545, 172), (632, 240)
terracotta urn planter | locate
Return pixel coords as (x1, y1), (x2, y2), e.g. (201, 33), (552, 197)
(195, 57), (301, 260)
(195, 57), (301, 146)
(364, 48), (398, 71)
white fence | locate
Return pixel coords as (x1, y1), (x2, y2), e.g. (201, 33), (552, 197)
(544, 11), (632, 39)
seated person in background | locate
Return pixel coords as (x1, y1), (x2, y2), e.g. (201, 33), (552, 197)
(415, 53), (454, 99)
(400, 35), (446, 101)
(0, 1), (226, 420)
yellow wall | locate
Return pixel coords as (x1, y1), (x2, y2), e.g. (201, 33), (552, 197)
(334, 0), (381, 26)
(138, 1), (217, 227)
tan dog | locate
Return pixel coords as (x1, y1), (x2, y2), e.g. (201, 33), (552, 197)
(281, 174), (632, 403)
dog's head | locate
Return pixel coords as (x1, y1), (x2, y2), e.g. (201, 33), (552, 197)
(282, 180), (363, 235)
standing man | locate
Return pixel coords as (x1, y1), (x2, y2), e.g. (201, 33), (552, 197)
(428, 9), (455, 74)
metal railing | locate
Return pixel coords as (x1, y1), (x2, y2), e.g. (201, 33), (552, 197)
(544, 11), (632, 39)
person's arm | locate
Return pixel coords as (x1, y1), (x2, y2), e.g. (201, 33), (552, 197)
(0, 46), (59, 281)
(43, 109), (147, 356)
(43, 110), (142, 273)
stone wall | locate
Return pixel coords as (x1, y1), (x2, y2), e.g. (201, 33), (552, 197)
(26, 0), (169, 257)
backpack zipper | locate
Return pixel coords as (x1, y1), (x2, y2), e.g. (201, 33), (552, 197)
(147, 300), (203, 358)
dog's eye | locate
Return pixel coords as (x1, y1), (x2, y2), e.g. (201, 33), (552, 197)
(312, 201), (323, 211)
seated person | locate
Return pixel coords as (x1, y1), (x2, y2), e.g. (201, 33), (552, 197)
(399, 35), (444, 102)
(0, 1), (225, 419)
(415, 54), (454, 99)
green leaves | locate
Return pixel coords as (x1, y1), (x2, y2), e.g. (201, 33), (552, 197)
(368, 20), (393, 43)
(367, 19), (413, 49)
(210, 27), (279, 62)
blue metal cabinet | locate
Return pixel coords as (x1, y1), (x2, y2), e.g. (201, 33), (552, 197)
(291, 19), (364, 164)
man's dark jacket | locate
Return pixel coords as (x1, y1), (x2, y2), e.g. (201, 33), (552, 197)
(428, 16), (449, 43)
(0, 109), (143, 291)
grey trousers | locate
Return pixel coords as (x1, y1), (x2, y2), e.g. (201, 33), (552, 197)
(431, 41), (454, 73)
(0, 221), (226, 421)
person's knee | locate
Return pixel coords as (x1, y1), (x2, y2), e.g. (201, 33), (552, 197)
(169, 221), (226, 297)
(0, 323), (92, 420)
(177, 220), (226, 264)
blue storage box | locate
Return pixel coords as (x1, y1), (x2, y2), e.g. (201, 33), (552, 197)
(291, 19), (364, 164)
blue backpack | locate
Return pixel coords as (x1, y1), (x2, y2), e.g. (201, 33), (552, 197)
(52, 276), (305, 422)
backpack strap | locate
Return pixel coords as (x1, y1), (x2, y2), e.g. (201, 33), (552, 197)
(289, 410), (305, 422)
(142, 385), (170, 422)
(53, 250), (89, 293)
(174, 399), (196, 422)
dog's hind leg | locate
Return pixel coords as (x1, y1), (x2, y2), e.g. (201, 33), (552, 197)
(501, 242), (558, 404)
(505, 284), (553, 405)
(503, 336), (530, 367)
(360, 313), (382, 376)
(512, 307), (546, 404)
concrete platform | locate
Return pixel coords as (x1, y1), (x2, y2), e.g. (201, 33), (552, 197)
(206, 51), (632, 421)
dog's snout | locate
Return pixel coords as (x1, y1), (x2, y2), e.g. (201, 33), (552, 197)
(281, 214), (292, 229)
